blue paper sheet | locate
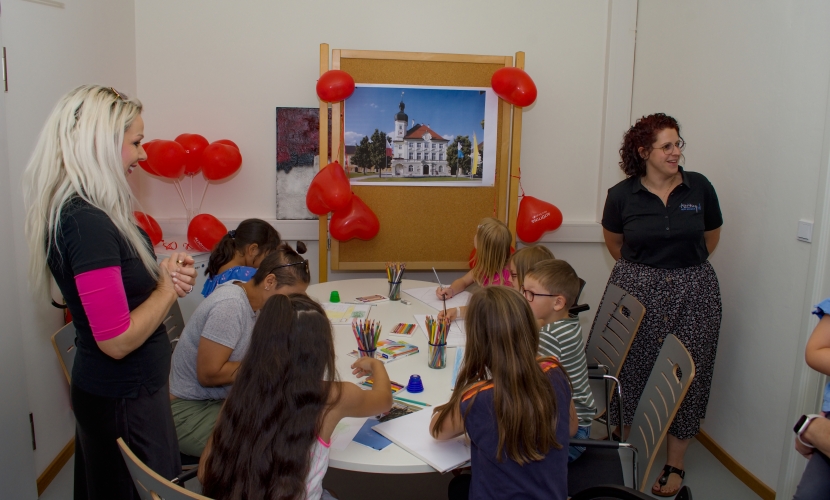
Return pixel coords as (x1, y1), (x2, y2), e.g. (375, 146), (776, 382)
(352, 418), (393, 450)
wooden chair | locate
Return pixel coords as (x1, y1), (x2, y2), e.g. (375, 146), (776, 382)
(585, 283), (645, 441)
(164, 301), (186, 352)
(118, 438), (210, 500)
(51, 322), (77, 384)
(568, 334), (695, 494)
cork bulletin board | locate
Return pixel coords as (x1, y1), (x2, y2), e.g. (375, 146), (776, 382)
(318, 46), (525, 278)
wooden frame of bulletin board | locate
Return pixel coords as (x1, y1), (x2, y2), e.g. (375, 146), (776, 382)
(317, 44), (525, 282)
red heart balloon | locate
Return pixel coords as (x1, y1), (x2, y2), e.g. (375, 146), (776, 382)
(147, 140), (187, 179)
(187, 213), (227, 251)
(316, 70), (355, 103)
(516, 196), (563, 243)
(202, 142), (243, 181)
(329, 194), (379, 241)
(306, 161), (352, 215)
(138, 140), (160, 175)
(213, 139), (239, 150)
(491, 67), (538, 107)
(174, 134), (209, 176)
(134, 211), (163, 246)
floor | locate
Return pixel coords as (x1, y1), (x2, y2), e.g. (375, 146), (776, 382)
(40, 435), (761, 500)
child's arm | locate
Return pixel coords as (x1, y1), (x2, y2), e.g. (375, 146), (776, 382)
(438, 305), (465, 322)
(569, 400), (578, 437)
(430, 402), (465, 440)
(806, 316), (830, 376)
(337, 357), (394, 418)
(436, 270), (474, 299)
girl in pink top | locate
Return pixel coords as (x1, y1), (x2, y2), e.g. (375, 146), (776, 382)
(437, 217), (513, 322)
(200, 294), (393, 500)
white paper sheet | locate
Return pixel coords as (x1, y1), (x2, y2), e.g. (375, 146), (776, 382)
(413, 314), (466, 347)
(329, 417), (368, 450)
(372, 408), (471, 473)
(402, 286), (471, 311)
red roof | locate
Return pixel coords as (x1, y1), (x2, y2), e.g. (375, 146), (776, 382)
(404, 124), (449, 141)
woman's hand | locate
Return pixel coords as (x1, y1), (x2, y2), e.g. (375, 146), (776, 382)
(351, 357), (381, 378)
(161, 252), (197, 297)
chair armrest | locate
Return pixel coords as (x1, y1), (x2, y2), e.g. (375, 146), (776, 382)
(569, 304), (591, 315)
(570, 438), (622, 450)
(171, 466), (199, 485)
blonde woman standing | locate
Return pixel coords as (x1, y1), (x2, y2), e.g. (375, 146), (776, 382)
(23, 85), (197, 499)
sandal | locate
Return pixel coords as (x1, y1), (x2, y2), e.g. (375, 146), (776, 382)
(651, 464), (685, 497)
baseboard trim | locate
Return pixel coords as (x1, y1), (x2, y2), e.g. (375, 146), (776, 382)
(696, 430), (775, 500)
(36, 437), (75, 496)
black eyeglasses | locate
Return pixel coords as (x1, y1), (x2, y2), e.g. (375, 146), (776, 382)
(520, 286), (559, 303)
(652, 139), (685, 155)
(268, 259), (310, 277)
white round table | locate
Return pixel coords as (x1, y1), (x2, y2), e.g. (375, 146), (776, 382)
(307, 278), (458, 474)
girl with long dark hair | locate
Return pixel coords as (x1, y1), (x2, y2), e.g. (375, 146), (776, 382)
(200, 294), (393, 500)
(201, 218), (284, 297)
(169, 243), (310, 457)
(431, 286), (578, 500)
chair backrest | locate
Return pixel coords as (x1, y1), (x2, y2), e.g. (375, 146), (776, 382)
(51, 322), (77, 384)
(628, 335), (695, 492)
(117, 438), (211, 500)
(585, 284), (645, 378)
(164, 301), (186, 352)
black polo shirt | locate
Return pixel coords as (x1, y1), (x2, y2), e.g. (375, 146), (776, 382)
(602, 168), (723, 269)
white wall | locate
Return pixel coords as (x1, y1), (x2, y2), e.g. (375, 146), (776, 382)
(632, 1), (830, 492)
(2, 0), (138, 475)
(133, 0), (611, 223)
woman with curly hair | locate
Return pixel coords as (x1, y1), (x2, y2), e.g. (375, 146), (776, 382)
(595, 113), (723, 496)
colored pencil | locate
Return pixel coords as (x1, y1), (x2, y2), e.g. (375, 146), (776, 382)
(394, 396), (432, 407)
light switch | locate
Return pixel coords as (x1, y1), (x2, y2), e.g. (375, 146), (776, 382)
(798, 220), (813, 243)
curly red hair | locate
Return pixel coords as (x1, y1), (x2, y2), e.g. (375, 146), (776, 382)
(619, 113), (682, 177)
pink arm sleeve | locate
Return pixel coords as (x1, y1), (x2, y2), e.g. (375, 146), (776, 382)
(75, 266), (131, 341)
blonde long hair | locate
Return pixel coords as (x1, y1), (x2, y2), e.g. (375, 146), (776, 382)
(22, 85), (158, 300)
(471, 217), (512, 285)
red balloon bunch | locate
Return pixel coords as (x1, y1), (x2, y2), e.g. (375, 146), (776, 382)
(134, 211), (163, 246)
(516, 196), (563, 243)
(140, 134), (242, 182)
(187, 213), (228, 252)
(316, 70), (355, 103)
(491, 67), (538, 107)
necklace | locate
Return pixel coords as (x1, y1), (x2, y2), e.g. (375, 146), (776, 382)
(642, 172), (680, 195)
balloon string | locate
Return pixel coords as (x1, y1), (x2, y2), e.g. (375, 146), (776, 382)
(173, 179), (187, 211)
(198, 180), (210, 214)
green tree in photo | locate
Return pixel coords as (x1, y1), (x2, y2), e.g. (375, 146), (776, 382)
(447, 136), (472, 177)
(352, 136), (372, 175)
(369, 129), (391, 177)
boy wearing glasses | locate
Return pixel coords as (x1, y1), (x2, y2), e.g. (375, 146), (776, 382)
(522, 259), (596, 462)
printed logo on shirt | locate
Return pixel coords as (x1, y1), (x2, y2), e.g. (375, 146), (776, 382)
(680, 203), (701, 213)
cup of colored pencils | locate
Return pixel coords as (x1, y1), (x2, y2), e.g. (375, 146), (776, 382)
(352, 319), (380, 358)
(386, 262), (406, 301)
(425, 315), (449, 369)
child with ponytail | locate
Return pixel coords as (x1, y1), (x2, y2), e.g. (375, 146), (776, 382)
(201, 218), (283, 297)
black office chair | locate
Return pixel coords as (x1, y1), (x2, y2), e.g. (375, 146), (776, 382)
(569, 278), (591, 316)
(571, 484), (692, 500)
